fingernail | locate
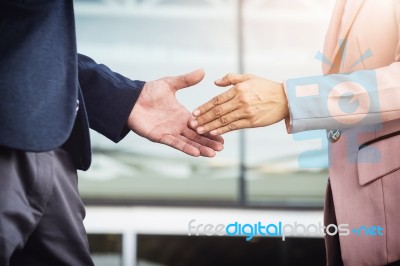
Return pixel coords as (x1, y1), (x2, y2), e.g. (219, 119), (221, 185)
(193, 110), (201, 116)
(190, 120), (198, 128)
(197, 127), (204, 134)
(210, 130), (217, 135)
(215, 78), (223, 83)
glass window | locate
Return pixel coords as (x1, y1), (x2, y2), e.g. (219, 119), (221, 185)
(88, 234), (123, 266)
(242, 0), (334, 206)
(137, 234), (325, 265)
(75, 0), (335, 207)
(75, 0), (240, 203)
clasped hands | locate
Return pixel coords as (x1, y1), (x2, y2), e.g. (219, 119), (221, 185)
(128, 70), (288, 158)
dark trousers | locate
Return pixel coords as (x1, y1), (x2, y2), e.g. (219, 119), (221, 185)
(324, 180), (344, 266)
(0, 147), (94, 266)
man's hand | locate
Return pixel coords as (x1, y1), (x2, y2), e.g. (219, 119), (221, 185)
(190, 73), (289, 135)
(127, 69), (224, 157)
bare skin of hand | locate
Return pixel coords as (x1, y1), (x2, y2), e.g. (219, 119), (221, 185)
(127, 69), (224, 157)
(190, 73), (289, 135)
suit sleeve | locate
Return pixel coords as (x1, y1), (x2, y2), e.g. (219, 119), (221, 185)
(77, 54), (146, 142)
(283, 3), (400, 134)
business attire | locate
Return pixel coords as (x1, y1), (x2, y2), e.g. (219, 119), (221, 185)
(0, 0), (145, 264)
(284, 0), (400, 265)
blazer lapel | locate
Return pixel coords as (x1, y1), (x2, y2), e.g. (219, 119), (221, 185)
(325, 0), (366, 73)
(322, 0), (346, 73)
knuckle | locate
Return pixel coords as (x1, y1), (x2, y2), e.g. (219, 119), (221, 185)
(236, 84), (246, 93)
(199, 105), (208, 114)
(250, 117), (258, 125)
(228, 122), (237, 130)
(212, 96), (220, 106)
(212, 107), (222, 117)
(232, 112), (239, 121)
(238, 94), (248, 105)
(227, 90), (235, 99)
(219, 116), (228, 125)
(244, 106), (252, 116)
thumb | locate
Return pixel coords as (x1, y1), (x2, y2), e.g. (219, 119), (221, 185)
(167, 69), (205, 92)
(214, 73), (256, 87)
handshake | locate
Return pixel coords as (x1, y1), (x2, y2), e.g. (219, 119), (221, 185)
(127, 69), (289, 158)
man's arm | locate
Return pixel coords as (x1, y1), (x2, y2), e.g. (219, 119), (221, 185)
(78, 54), (223, 157)
(78, 54), (144, 142)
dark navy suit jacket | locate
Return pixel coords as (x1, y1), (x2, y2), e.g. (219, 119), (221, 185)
(0, 0), (145, 170)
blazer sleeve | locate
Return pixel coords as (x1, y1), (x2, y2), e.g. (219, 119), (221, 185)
(77, 54), (146, 142)
(283, 64), (400, 133)
(283, 5), (400, 134)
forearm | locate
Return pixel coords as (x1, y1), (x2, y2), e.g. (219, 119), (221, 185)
(284, 62), (400, 133)
(77, 54), (145, 142)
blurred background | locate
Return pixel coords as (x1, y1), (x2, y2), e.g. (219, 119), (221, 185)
(74, 0), (335, 265)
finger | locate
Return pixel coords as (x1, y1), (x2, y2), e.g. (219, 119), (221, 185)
(195, 109), (245, 134)
(192, 89), (235, 117)
(177, 135), (217, 157)
(214, 73), (256, 87)
(187, 118), (224, 144)
(175, 134), (217, 157)
(182, 128), (224, 152)
(160, 135), (201, 157)
(188, 120), (225, 144)
(203, 132), (224, 145)
(192, 99), (238, 127)
(209, 119), (253, 135)
(198, 146), (217, 157)
(166, 69), (205, 92)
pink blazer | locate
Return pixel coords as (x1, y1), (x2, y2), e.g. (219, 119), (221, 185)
(284, 0), (400, 264)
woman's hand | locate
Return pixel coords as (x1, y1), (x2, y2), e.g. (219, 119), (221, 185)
(190, 73), (289, 135)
